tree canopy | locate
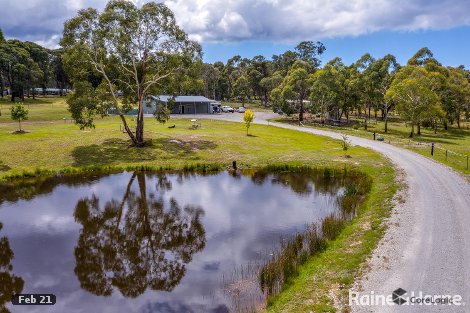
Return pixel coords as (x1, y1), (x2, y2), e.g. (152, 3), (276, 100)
(61, 0), (200, 146)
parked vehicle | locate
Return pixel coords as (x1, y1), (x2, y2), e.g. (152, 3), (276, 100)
(221, 106), (235, 113)
(237, 107), (246, 113)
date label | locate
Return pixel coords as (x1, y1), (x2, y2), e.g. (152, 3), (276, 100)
(11, 294), (56, 305)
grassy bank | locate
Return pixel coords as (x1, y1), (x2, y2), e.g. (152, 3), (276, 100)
(266, 162), (397, 312)
(274, 116), (470, 176)
(0, 99), (398, 312)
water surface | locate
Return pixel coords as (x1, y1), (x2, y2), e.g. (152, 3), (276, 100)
(0, 170), (352, 313)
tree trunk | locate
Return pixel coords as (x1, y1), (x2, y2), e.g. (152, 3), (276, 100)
(384, 113), (388, 133)
(0, 73), (3, 98)
(19, 119), (22, 132)
(299, 99), (304, 122)
(119, 114), (138, 146)
(417, 122), (421, 135)
(135, 103), (145, 147)
(409, 122), (414, 138)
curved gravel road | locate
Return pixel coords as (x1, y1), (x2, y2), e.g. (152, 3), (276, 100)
(186, 112), (470, 312)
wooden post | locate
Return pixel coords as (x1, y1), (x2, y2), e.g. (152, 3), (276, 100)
(431, 143), (434, 156)
(467, 156), (469, 170)
(373, 132), (376, 140)
(232, 161), (237, 170)
(446, 150), (448, 160)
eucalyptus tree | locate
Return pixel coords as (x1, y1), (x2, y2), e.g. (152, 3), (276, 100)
(23, 41), (53, 97)
(294, 41), (326, 69)
(271, 60), (311, 121)
(232, 75), (250, 107)
(61, 0), (200, 147)
(363, 54), (400, 132)
(354, 53), (377, 130)
(52, 49), (70, 95)
(260, 71), (283, 105)
(200, 63), (219, 99)
(386, 66), (440, 137)
(309, 59), (342, 123)
(0, 40), (42, 102)
(0, 28), (4, 98)
(443, 67), (470, 128)
(251, 55), (274, 105)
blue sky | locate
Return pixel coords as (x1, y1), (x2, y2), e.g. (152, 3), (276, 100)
(1, 0), (470, 67)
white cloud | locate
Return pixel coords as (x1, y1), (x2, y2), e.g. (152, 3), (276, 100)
(166, 0), (470, 42)
(1, 0), (470, 48)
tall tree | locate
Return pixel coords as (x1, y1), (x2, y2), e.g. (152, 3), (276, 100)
(0, 29), (4, 98)
(294, 41), (326, 69)
(386, 66), (440, 137)
(354, 53), (376, 130)
(309, 58), (342, 123)
(0, 40), (42, 102)
(442, 67), (470, 128)
(371, 55), (400, 132)
(260, 71), (283, 106)
(61, 0), (200, 147)
(272, 61), (311, 121)
(232, 75), (250, 107)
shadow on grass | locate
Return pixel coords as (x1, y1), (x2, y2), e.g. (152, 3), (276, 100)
(72, 137), (218, 167)
(0, 161), (11, 172)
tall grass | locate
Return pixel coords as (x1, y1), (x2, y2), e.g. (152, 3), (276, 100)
(258, 167), (372, 300)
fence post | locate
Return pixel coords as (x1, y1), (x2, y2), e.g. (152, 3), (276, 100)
(446, 150), (448, 161)
(467, 156), (469, 170)
(431, 143), (434, 156)
(373, 132), (376, 140)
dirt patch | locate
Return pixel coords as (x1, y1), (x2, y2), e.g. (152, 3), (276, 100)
(10, 130), (30, 134)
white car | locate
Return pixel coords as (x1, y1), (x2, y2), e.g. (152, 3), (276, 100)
(221, 106), (235, 113)
(237, 107), (246, 113)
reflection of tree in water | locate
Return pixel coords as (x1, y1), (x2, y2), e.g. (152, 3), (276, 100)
(73, 172), (206, 298)
(0, 223), (24, 313)
(251, 170), (344, 196)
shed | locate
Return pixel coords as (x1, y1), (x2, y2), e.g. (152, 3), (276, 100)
(145, 95), (215, 114)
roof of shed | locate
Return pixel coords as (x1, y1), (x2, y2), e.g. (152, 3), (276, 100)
(150, 95), (214, 103)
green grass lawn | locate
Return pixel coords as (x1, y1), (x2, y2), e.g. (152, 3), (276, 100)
(0, 114), (389, 178)
(275, 115), (470, 175)
(0, 98), (398, 312)
(222, 99), (273, 112)
(0, 96), (72, 122)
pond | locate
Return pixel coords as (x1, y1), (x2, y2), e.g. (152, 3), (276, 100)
(0, 169), (369, 313)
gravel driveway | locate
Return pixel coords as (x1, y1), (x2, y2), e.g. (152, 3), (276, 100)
(185, 112), (470, 313)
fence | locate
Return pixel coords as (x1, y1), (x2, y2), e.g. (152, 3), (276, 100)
(430, 143), (469, 171)
(376, 135), (469, 171)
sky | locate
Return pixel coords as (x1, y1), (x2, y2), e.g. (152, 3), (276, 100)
(1, 0), (470, 67)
